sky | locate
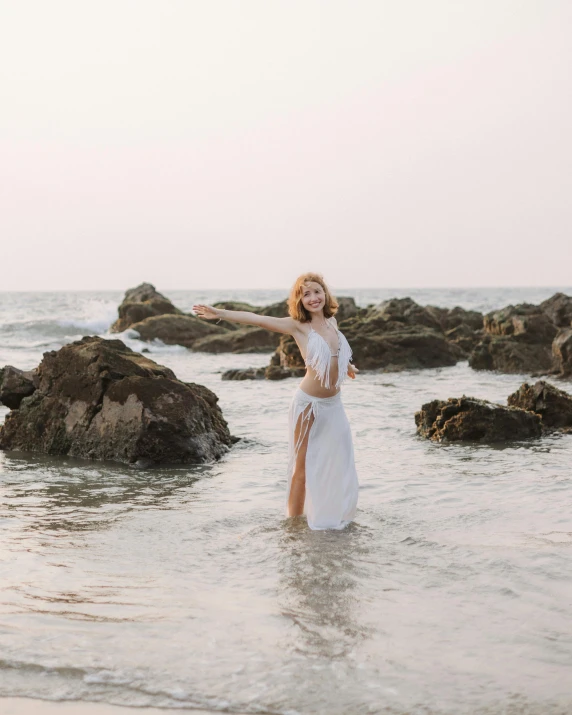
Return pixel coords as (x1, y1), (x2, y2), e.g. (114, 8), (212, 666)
(1, 0), (571, 291)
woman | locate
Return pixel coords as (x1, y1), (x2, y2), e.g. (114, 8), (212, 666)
(193, 272), (359, 530)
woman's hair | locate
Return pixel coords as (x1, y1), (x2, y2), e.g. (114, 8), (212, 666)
(287, 272), (339, 323)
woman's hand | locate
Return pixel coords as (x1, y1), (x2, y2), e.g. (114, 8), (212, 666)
(347, 363), (359, 379)
(192, 304), (221, 321)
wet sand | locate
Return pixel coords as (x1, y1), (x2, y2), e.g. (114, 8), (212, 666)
(1, 698), (232, 715)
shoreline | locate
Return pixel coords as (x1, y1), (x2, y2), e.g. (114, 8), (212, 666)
(1, 698), (245, 715)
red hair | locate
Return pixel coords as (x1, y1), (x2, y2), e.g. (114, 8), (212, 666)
(287, 272), (339, 323)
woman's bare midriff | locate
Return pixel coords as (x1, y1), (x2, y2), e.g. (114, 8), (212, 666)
(295, 327), (341, 399)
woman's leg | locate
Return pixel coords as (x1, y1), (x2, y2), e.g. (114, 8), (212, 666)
(287, 403), (315, 517)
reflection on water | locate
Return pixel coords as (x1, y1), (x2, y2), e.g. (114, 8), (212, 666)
(1, 452), (213, 533)
(278, 520), (372, 660)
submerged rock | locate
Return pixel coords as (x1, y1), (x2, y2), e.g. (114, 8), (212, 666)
(0, 337), (233, 466)
(0, 366), (37, 409)
(111, 283), (181, 333)
(507, 380), (572, 431)
(415, 396), (541, 442)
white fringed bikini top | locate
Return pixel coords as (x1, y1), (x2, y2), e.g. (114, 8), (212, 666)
(304, 318), (353, 390)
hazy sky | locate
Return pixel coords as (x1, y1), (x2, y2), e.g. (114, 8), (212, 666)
(1, 1), (571, 291)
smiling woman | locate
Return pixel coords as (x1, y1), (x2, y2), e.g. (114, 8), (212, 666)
(193, 272), (359, 530)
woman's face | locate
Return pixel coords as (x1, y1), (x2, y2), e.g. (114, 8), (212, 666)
(300, 281), (326, 315)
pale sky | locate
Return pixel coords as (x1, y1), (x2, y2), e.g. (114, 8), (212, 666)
(1, 1), (571, 291)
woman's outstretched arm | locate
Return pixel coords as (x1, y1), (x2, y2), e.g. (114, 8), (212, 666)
(192, 304), (299, 336)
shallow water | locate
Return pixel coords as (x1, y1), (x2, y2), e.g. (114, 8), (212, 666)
(1, 288), (571, 714)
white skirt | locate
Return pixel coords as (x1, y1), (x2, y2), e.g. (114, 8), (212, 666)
(285, 387), (359, 530)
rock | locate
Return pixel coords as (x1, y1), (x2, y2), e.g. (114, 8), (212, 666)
(222, 367), (267, 381)
(469, 335), (554, 374)
(552, 328), (572, 377)
(212, 302), (264, 331)
(507, 380), (572, 430)
(483, 303), (558, 343)
(274, 334), (306, 369)
(444, 323), (484, 354)
(265, 365), (305, 380)
(192, 327), (280, 353)
(271, 304), (465, 373)
(415, 396), (542, 442)
(341, 318), (464, 370)
(129, 314), (224, 348)
(367, 297), (442, 331)
(259, 300), (289, 318)
(0, 337), (233, 466)
(540, 292), (572, 328)
(111, 283), (181, 333)
(334, 297), (362, 321)
(425, 305), (484, 332)
(0, 366), (37, 409)
(469, 303), (558, 374)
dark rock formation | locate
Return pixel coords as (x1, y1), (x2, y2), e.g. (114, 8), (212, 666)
(192, 327), (280, 353)
(415, 396), (542, 442)
(269, 297), (467, 374)
(552, 328), (572, 378)
(111, 283), (181, 333)
(259, 300), (288, 318)
(222, 367), (267, 381)
(334, 297), (362, 322)
(540, 292), (572, 328)
(425, 305), (484, 332)
(469, 335), (554, 374)
(367, 297), (443, 331)
(275, 334), (306, 369)
(265, 365), (305, 380)
(0, 366), (37, 409)
(129, 314), (224, 348)
(0, 337), (233, 466)
(483, 304), (558, 343)
(508, 381), (572, 431)
(469, 303), (558, 374)
(221, 365), (304, 381)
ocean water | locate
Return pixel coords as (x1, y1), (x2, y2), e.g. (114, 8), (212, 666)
(1, 287), (571, 715)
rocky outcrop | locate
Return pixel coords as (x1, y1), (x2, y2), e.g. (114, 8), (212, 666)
(267, 297), (468, 375)
(221, 365), (305, 381)
(483, 304), (558, 343)
(552, 328), (572, 378)
(0, 366), (37, 409)
(192, 327), (280, 353)
(469, 303), (558, 374)
(469, 335), (554, 374)
(415, 396), (542, 442)
(222, 367), (267, 381)
(540, 292), (572, 328)
(0, 337), (233, 466)
(507, 380), (572, 431)
(129, 314), (225, 348)
(367, 297), (443, 331)
(111, 283), (181, 333)
(340, 314), (465, 371)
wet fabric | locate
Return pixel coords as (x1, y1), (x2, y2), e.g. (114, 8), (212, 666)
(285, 387), (359, 530)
